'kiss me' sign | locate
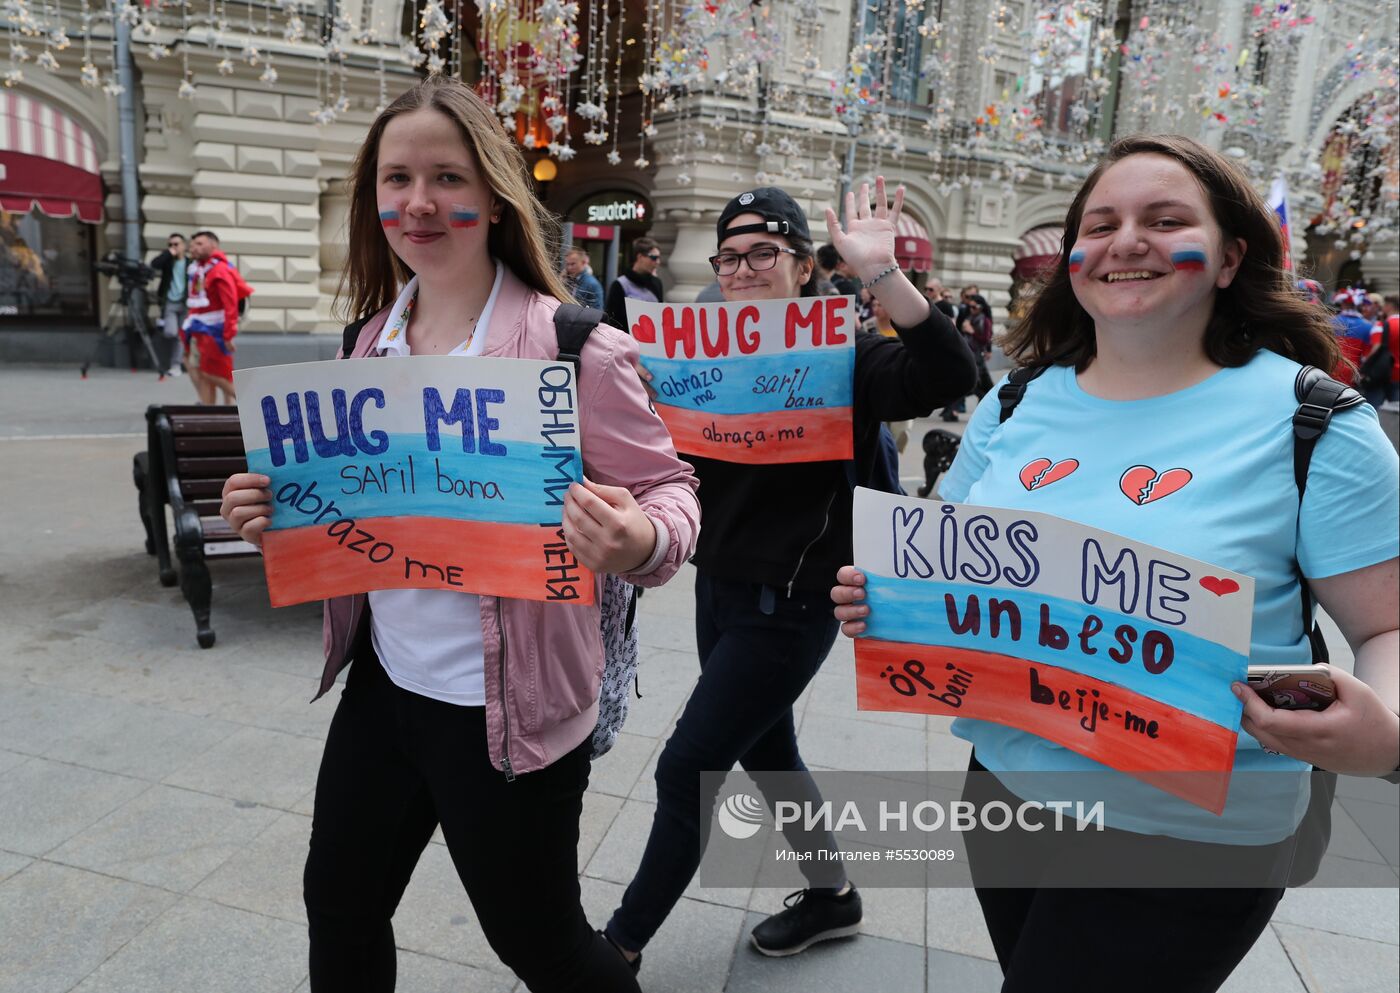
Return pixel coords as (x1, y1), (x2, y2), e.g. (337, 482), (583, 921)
(851, 488), (1255, 813)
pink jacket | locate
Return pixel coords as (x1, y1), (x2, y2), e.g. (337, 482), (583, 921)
(319, 267), (700, 777)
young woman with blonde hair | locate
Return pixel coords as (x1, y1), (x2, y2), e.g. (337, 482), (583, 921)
(220, 75), (699, 992)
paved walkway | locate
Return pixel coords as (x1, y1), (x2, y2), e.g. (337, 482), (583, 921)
(0, 365), (1395, 993)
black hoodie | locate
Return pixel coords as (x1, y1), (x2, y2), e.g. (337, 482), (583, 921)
(687, 304), (977, 592)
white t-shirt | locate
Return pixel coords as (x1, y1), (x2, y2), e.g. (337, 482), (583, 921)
(368, 264), (505, 707)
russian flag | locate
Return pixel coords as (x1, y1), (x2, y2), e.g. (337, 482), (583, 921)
(1267, 176), (1292, 271)
(1067, 249), (1085, 274)
(378, 207), (400, 227)
(1170, 245), (1208, 271)
(449, 207), (480, 228)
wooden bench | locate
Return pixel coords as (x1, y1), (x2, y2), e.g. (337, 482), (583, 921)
(133, 404), (257, 647)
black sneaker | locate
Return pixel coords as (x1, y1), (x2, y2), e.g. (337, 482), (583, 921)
(940, 409), (960, 422)
(600, 929), (641, 975)
(750, 886), (862, 957)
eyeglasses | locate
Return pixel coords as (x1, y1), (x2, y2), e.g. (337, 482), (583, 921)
(645, 253), (662, 261)
(708, 246), (802, 275)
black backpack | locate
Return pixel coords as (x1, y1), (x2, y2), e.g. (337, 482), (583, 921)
(340, 305), (641, 761)
(997, 361), (1366, 885)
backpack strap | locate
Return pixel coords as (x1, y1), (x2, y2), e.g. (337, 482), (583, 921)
(997, 363), (1052, 423)
(553, 303), (607, 373)
(340, 315), (374, 358)
(1291, 365), (1364, 662)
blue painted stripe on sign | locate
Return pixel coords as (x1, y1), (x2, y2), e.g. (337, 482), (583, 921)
(640, 349), (854, 416)
(861, 574), (1245, 729)
(247, 434), (581, 529)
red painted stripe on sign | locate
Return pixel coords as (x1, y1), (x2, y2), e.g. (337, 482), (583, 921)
(657, 404), (853, 464)
(855, 638), (1236, 813)
(261, 517), (596, 608)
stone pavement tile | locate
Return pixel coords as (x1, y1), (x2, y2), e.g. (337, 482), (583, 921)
(47, 594), (209, 653)
(49, 783), (279, 892)
(163, 724), (325, 811)
(1340, 798), (1399, 867)
(580, 789), (625, 869)
(0, 681), (141, 758)
(292, 784), (317, 817)
(637, 613), (704, 655)
(41, 692), (240, 781)
(585, 796), (752, 910)
(580, 876), (744, 993)
(630, 740), (662, 804)
(1273, 922), (1400, 993)
(69, 896), (307, 993)
(589, 731), (660, 799)
(1324, 804), (1389, 865)
(805, 667), (929, 731)
(926, 731), (973, 771)
(625, 647), (697, 738)
(0, 861), (177, 993)
(926, 947), (1004, 992)
(798, 712), (927, 772)
(0, 849), (31, 883)
(0, 758), (149, 856)
(0, 748), (26, 776)
(1335, 775), (1399, 804)
(391, 840), (510, 974)
(394, 949), (517, 993)
(726, 910), (924, 993)
(926, 887), (998, 961)
(1220, 924), (1308, 993)
(1272, 889), (1400, 946)
(192, 811), (312, 926)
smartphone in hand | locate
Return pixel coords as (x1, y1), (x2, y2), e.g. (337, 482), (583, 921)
(1245, 664), (1336, 711)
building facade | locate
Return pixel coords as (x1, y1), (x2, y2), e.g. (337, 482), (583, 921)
(2, 0), (1396, 364)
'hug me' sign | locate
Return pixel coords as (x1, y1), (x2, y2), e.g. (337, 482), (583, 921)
(626, 296), (856, 464)
(233, 356), (594, 607)
(851, 488), (1256, 813)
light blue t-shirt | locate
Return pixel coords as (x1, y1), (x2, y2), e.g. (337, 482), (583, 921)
(940, 350), (1399, 843)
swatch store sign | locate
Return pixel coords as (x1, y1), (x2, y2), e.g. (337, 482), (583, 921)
(585, 198), (647, 224)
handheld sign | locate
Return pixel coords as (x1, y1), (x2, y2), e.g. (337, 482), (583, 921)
(851, 488), (1255, 814)
(626, 296), (855, 464)
(234, 356), (594, 607)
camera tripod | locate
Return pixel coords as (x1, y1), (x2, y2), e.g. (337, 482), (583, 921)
(80, 277), (166, 380)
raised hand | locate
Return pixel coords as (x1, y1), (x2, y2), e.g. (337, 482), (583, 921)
(823, 176), (904, 284)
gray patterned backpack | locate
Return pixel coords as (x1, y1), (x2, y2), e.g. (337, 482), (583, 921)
(553, 304), (643, 759)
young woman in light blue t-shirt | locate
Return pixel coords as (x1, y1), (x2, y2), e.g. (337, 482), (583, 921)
(831, 135), (1399, 993)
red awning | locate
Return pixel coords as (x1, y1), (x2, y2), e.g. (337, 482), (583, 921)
(1013, 226), (1064, 280)
(895, 214), (933, 273)
(572, 222), (616, 241)
(1, 93), (103, 224)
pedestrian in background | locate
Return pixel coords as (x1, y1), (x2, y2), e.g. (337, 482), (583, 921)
(563, 245), (603, 310)
(1330, 286), (1373, 386)
(220, 75), (697, 993)
(1362, 293), (1399, 410)
(605, 236), (664, 331)
(181, 230), (251, 404)
(148, 233), (187, 376)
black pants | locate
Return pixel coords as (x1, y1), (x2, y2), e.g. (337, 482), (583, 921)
(964, 755), (1284, 993)
(303, 654), (640, 993)
(606, 573), (848, 952)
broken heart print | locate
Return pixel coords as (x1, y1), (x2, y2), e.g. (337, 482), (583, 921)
(1120, 465), (1193, 505)
(1019, 458), (1079, 491)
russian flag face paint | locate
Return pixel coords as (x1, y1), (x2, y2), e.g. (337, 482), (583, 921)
(378, 206), (400, 228)
(449, 205), (480, 228)
(1170, 243), (1208, 272)
(1067, 249), (1086, 274)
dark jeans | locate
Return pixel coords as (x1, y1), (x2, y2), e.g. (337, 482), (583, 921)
(606, 573), (847, 952)
(964, 754), (1284, 993)
(304, 654), (639, 993)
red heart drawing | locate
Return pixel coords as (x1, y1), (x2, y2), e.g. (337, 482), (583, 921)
(1119, 465), (1193, 505)
(1199, 576), (1240, 597)
(1019, 457), (1080, 491)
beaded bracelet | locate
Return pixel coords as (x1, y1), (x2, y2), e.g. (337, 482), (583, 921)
(861, 263), (900, 290)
